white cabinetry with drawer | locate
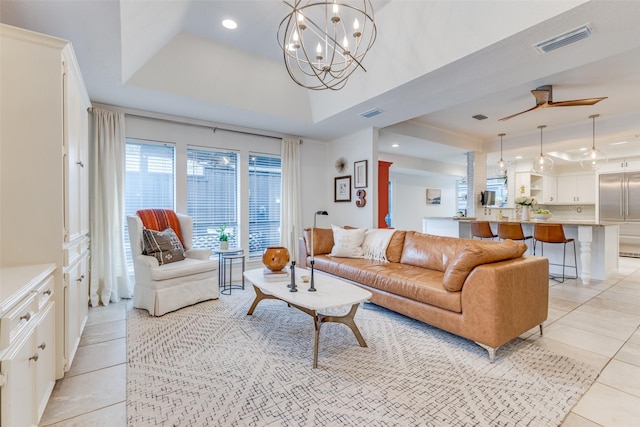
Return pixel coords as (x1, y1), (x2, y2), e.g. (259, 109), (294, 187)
(1, 24), (90, 380)
(0, 264), (56, 427)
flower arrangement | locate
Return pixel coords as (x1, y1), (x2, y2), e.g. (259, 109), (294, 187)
(216, 224), (229, 242)
(515, 196), (537, 206)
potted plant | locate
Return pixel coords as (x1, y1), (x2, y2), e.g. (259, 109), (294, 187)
(217, 224), (230, 250)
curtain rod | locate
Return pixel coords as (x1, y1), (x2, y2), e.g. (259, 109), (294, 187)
(88, 104), (302, 143)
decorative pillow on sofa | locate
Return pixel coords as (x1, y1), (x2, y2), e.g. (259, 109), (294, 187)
(142, 227), (186, 265)
(330, 225), (366, 258)
(303, 227), (334, 256)
(442, 240), (527, 292)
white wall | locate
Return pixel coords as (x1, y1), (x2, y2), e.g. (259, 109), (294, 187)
(326, 128), (377, 229)
(390, 171), (458, 232)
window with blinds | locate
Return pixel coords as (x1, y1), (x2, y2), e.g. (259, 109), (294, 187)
(124, 141), (176, 271)
(187, 147), (239, 251)
(249, 154), (281, 257)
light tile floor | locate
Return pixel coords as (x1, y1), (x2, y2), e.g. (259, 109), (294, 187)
(39, 257), (640, 426)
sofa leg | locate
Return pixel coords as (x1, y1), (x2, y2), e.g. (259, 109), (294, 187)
(475, 342), (497, 363)
(539, 323), (544, 336)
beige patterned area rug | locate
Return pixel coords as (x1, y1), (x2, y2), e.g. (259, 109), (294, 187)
(127, 289), (598, 426)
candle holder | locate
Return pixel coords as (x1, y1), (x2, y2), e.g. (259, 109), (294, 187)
(289, 261), (297, 292)
(309, 259), (316, 292)
(309, 210), (328, 292)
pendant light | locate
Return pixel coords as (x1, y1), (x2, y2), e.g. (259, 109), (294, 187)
(580, 114), (608, 170)
(531, 125), (554, 174)
(495, 133), (510, 178)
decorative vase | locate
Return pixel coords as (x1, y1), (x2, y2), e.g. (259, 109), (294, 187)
(262, 246), (290, 271)
(220, 240), (229, 250)
(521, 205), (531, 222)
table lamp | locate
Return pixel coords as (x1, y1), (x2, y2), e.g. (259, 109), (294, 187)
(310, 210), (328, 291)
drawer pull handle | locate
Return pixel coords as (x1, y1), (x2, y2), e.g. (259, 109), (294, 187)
(29, 353), (39, 362)
(76, 161), (84, 167)
(20, 312), (32, 322)
(43, 289), (52, 296)
(38, 342), (46, 350)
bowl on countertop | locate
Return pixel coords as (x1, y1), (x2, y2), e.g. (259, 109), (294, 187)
(533, 213), (552, 221)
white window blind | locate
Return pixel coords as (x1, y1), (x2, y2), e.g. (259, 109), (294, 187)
(249, 154), (281, 257)
(187, 147), (239, 250)
(124, 141), (176, 271)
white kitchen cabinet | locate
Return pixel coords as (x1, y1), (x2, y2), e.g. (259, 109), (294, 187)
(515, 172), (543, 198)
(515, 172), (557, 204)
(557, 174), (596, 204)
(542, 175), (557, 204)
(599, 158), (640, 173)
(0, 265), (56, 427)
(0, 23), (91, 383)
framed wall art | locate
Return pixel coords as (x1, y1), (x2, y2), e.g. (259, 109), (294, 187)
(426, 188), (442, 205)
(354, 160), (368, 188)
(334, 175), (352, 202)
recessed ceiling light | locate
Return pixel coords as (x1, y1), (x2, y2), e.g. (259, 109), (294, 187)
(515, 155), (523, 159)
(222, 19), (237, 30)
(579, 147), (588, 151)
(391, 143), (399, 148)
(611, 141), (628, 145)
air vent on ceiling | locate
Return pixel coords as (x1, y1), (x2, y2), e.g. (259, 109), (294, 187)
(534, 24), (591, 54)
(360, 108), (383, 118)
(472, 114), (488, 121)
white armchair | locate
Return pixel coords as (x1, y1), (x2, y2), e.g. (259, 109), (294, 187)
(127, 211), (219, 316)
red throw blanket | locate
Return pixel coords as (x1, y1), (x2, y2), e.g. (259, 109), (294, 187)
(136, 209), (184, 245)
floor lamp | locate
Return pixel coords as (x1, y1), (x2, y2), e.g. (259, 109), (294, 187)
(310, 210), (328, 291)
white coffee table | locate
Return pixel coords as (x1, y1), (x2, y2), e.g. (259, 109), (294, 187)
(243, 267), (372, 368)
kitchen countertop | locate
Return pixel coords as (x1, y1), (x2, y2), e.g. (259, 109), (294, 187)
(452, 218), (619, 226)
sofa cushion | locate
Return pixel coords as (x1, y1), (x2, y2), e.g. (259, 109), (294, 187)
(142, 227), (186, 265)
(386, 230), (406, 263)
(400, 231), (463, 272)
(330, 225), (366, 258)
(443, 240), (527, 292)
(304, 227), (334, 256)
(150, 257), (218, 281)
(313, 255), (461, 313)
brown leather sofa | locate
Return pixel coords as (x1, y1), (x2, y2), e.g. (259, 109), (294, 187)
(298, 229), (549, 362)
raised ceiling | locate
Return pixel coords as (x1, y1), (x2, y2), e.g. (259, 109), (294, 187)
(2, 0), (640, 167)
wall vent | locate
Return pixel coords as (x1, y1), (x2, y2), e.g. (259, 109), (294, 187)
(534, 24), (591, 54)
(472, 114), (488, 121)
(360, 108), (383, 118)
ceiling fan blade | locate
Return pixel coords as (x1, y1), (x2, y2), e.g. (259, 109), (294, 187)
(498, 104), (544, 121)
(548, 97), (608, 107)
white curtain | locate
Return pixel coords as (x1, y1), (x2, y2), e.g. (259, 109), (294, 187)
(89, 108), (132, 306)
(280, 138), (303, 261)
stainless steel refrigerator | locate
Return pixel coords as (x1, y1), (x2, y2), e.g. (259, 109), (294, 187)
(600, 172), (640, 257)
(599, 172), (640, 222)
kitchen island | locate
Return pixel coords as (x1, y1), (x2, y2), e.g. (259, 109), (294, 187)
(424, 217), (619, 285)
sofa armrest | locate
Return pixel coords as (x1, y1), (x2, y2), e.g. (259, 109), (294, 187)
(185, 248), (211, 260)
(134, 254), (160, 268)
(460, 255), (549, 349)
(298, 236), (309, 268)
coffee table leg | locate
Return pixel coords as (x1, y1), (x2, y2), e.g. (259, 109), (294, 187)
(314, 303), (367, 368)
(246, 285), (279, 315)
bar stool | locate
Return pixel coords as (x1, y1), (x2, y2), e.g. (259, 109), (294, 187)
(470, 221), (497, 240)
(533, 224), (577, 283)
(498, 222), (533, 248)
(220, 251), (246, 295)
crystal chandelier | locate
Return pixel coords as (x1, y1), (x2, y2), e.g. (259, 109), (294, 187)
(495, 133), (510, 178)
(580, 114), (608, 170)
(531, 125), (554, 174)
(277, 1), (377, 90)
